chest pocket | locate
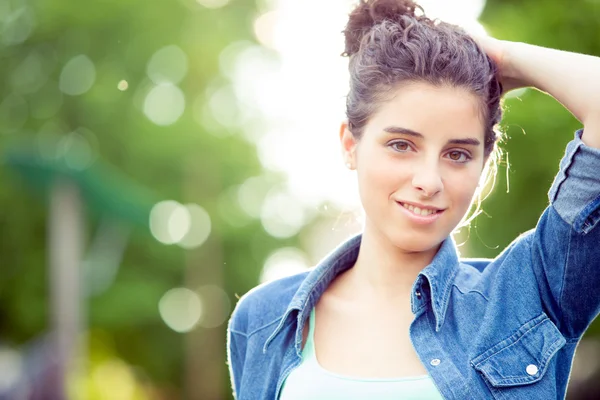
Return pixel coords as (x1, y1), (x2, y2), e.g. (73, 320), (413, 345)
(470, 313), (566, 388)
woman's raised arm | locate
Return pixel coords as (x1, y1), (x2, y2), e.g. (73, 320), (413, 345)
(477, 37), (600, 149)
(475, 35), (600, 338)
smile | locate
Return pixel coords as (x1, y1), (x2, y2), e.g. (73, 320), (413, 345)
(398, 202), (442, 216)
(396, 201), (445, 225)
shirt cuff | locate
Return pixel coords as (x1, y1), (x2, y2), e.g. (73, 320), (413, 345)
(548, 129), (600, 234)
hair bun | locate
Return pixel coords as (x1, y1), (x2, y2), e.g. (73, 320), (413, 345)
(343, 0), (424, 57)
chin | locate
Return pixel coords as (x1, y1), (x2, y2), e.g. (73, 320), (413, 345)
(388, 230), (445, 254)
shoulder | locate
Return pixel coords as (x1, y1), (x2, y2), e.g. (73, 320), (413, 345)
(228, 270), (310, 336)
(458, 228), (537, 272)
(453, 229), (537, 289)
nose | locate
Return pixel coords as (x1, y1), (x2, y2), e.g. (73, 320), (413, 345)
(411, 161), (443, 198)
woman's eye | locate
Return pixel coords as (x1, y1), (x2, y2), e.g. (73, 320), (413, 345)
(390, 141), (411, 152)
(446, 150), (470, 163)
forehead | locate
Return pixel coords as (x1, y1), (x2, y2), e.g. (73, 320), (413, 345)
(366, 82), (485, 141)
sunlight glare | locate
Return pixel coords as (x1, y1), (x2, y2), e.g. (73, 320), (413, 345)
(260, 188), (306, 238)
(234, 0), (488, 213)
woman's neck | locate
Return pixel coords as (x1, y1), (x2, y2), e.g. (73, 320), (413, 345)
(333, 223), (441, 305)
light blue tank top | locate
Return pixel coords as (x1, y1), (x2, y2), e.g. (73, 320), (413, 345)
(279, 307), (444, 400)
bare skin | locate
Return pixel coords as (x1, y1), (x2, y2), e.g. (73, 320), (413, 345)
(302, 277), (428, 378)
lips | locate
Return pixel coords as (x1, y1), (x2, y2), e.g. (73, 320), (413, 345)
(395, 201), (445, 225)
(397, 201), (444, 217)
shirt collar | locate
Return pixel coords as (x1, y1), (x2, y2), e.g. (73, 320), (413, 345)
(414, 235), (460, 332)
(262, 233), (460, 353)
(262, 234), (361, 354)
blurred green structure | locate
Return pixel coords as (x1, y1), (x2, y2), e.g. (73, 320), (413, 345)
(6, 144), (155, 227)
(5, 143), (157, 399)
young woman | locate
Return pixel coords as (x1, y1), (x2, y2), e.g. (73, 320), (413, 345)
(227, 0), (600, 398)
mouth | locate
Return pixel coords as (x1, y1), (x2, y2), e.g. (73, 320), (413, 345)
(397, 201), (444, 215)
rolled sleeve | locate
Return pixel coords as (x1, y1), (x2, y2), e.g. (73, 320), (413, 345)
(548, 129), (600, 234)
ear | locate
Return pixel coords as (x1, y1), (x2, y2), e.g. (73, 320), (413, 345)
(340, 120), (358, 169)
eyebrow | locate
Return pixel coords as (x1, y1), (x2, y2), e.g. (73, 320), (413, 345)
(383, 126), (481, 146)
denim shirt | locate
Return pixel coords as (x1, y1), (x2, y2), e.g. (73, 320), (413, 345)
(227, 130), (600, 400)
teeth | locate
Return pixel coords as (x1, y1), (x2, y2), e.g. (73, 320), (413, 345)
(401, 203), (437, 216)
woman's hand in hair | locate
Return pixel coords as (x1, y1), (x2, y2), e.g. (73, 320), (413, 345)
(474, 35), (600, 147)
(471, 34), (530, 94)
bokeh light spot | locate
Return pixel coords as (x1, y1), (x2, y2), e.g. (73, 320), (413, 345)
(1, 6), (35, 46)
(59, 54), (96, 96)
(117, 80), (129, 91)
(260, 247), (310, 284)
(143, 83), (185, 126)
(193, 92), (232, 138)
(178, 204), (212, 249)
(168, 204), (192, 244)
(147, 45), (188, 85)
(260, 189), (307, 238)
(218, 40), (253, 79)
(253, 11), (278, 49)
(159, 288), (203, 333)
(207, 84), (241, 129)
(150, 200), (193, 245)
(237, 175), (272, 218)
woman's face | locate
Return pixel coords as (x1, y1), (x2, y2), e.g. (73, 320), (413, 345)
(341, 82), (487, 253)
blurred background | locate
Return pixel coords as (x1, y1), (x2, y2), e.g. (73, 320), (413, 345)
(1, 0), (599, 398)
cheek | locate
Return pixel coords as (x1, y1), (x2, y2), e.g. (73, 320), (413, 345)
(445, 167), (482, 206)
(358, 150), (406, 194)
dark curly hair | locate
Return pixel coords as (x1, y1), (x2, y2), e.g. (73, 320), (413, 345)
(343, 0), (503, 158)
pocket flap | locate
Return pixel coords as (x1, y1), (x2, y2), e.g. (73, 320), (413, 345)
(471, 314), (566, 387)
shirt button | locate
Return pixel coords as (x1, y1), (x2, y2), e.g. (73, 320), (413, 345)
(526, 364), (539, 376)
(415, 290), (422, 299)
(430, 358), (441, 366)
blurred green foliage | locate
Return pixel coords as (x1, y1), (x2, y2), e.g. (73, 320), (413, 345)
(0, 0), (288, 397)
